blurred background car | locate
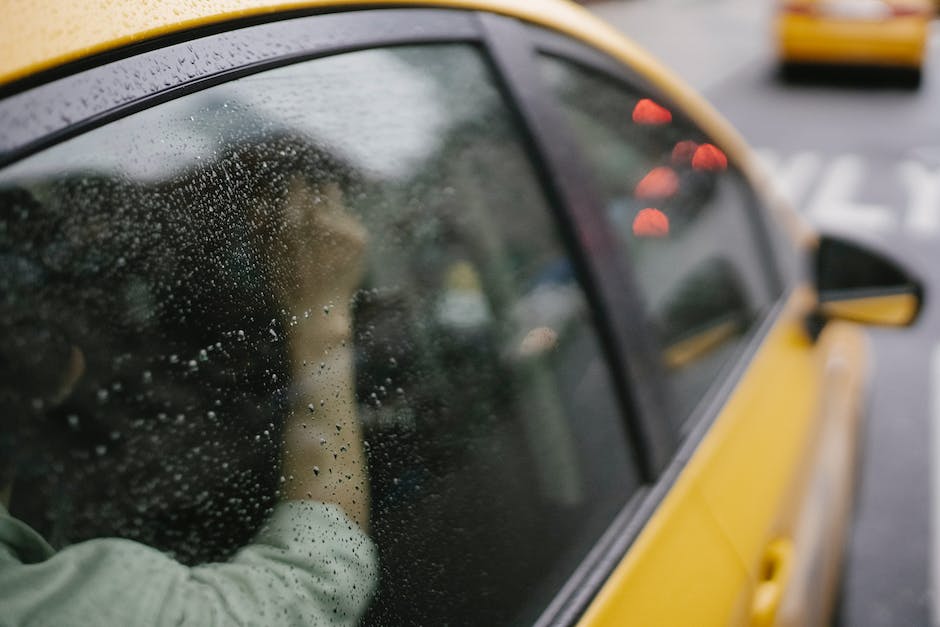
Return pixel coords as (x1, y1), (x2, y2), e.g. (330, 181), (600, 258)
(776, 0), (933, 86)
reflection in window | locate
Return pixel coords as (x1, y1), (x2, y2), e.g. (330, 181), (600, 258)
(540, 54), (779, 426)
(0, 45), (639, 625)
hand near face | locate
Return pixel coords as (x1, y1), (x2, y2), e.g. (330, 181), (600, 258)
(273, 175), (370, 530)
(274, 177), (368, 339)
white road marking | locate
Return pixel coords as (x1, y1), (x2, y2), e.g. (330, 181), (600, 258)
(930, 343), (940, 627)
(758, 149), (940, 238)
(756, 149), (822, 208)
(899, 160), (940, 238)
(805, 155), (896, 232)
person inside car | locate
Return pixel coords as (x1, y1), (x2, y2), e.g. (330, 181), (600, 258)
(0, 136), (377, 626)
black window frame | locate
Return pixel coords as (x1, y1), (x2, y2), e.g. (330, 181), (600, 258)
(0, 7), (670, 627)
(485, 21), (799, 624)
(522, 24), (794, 435)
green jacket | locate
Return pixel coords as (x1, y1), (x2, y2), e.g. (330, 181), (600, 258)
(0, 501), (377, 626)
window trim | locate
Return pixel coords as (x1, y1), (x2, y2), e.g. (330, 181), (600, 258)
(0, 8), (481, 169)
(479, 14), (676, 480)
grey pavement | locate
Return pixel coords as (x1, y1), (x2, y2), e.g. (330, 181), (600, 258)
(589, 0), (773, 92)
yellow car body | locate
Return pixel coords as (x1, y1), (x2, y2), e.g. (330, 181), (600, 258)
(1, 1), (913, 626)
(776, 0), (931, 69)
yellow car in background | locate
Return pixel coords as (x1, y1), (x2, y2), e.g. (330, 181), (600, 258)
(776, 0), (932, 85)
(0, 1), (924, 626)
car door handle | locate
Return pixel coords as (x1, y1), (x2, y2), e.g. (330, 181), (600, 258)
(751, 538), (794, 627)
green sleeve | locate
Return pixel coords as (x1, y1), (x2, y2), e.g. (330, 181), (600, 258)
(0, 501), (377, 627)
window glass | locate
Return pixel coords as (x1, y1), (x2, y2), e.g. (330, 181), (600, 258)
(540, 54), (780, 426)
(0, 44), (640, 626)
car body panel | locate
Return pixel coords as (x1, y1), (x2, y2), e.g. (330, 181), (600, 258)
(820, 291), (920, 326)
(774, 321), (869, 626)
(578, 288), (869, 626)
(1, 2), (871, 625)
(777, 1), (930, 67)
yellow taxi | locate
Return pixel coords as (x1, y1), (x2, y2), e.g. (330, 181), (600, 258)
(0, 1), (924, 625)
(776, 0), (932, 85)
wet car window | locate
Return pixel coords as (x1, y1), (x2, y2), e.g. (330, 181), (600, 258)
(540, 55), (780, 428)
(0, 44), (641, 625)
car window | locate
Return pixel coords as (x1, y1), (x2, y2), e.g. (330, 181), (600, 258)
(539, 54), (781, 428)
(0, 44), (641, 626)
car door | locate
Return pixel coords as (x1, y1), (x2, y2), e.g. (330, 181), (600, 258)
(479, 18), (870, 626)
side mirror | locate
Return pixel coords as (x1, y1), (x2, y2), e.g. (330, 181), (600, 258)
(814, 236), (923, 327)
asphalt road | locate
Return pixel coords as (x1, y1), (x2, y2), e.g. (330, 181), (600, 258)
(591, 1), (940, 624)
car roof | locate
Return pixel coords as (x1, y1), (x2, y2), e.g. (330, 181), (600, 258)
(2, 0), (650, 87)
(1, 1), (739, 147)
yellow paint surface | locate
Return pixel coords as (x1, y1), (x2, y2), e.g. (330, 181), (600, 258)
(778, 12), (928, 67)
(579, 288), (868, 626)
(820, 291), (920, 326)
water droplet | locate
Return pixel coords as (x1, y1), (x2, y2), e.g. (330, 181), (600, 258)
(312, 466), (320, 476)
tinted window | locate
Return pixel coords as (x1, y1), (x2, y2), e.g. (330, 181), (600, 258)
(540, 54), (780, 426)
(0, 44), (639, 625)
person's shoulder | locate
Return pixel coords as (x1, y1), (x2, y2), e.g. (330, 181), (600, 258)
(0, 505), (56, 564)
